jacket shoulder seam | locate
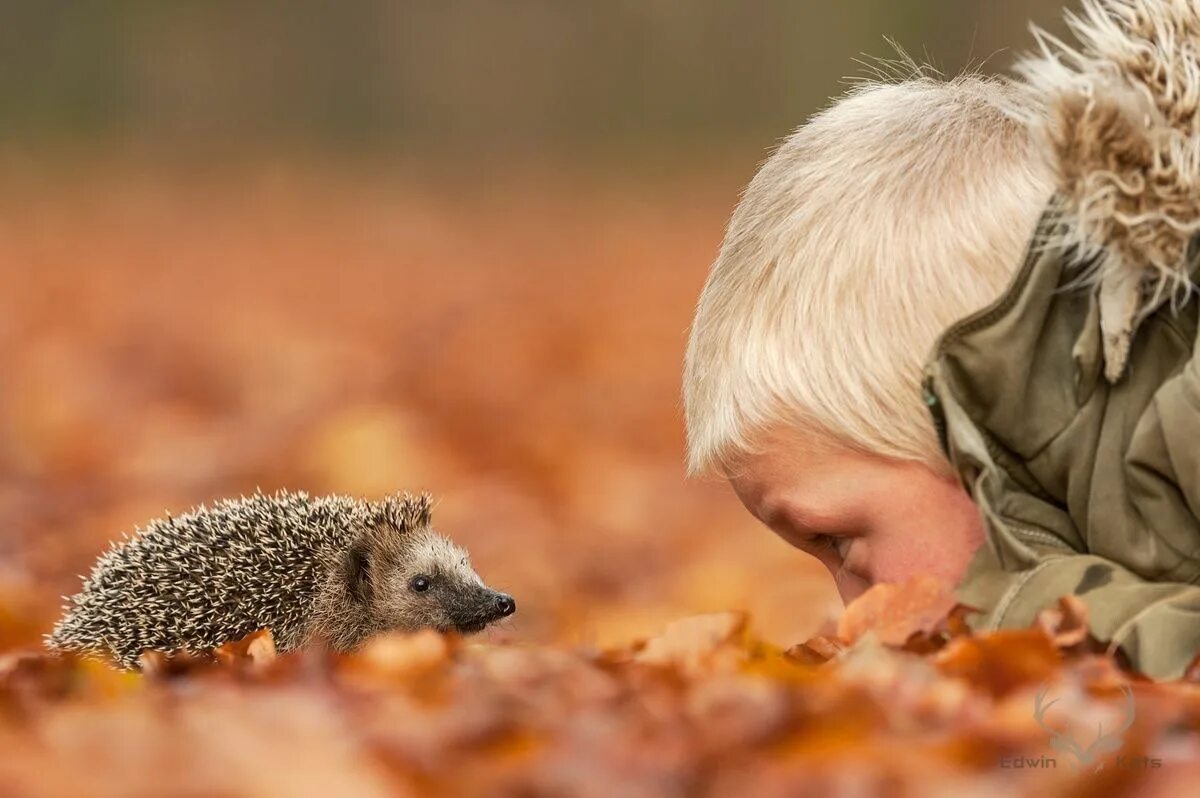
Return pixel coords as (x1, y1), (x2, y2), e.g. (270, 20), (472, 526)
(991, 559), (1058, 630)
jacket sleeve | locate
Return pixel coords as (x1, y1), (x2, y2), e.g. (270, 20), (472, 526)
(922, 0), (1200, 680)
(956, 537), (1200, 680)
(930, 370), (1200, 679)
(923, 220), (1200, 681)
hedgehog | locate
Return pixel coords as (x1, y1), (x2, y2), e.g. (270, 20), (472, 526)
(47, 490), (515, 669)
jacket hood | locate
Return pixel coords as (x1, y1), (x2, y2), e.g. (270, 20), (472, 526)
(1018, 0), (1200, 382)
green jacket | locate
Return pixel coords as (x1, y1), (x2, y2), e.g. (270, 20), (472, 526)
(922, 0), (1200, 679)
(925, 212), (1200, 679)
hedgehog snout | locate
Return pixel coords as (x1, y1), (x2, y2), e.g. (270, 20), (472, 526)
(456, 588), (516, 632)
(477, 589), (516, 623)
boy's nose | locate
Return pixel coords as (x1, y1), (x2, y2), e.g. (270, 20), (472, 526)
(494, 593), (516, 617)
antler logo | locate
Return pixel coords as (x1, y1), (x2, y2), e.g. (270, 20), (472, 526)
(1032, 683), (1135, 770)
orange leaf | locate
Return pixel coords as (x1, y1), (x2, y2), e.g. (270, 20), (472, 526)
(352, 629), (454, 679)
(214, 629), (278, 670)
(635, 612), (748, 675)
(934, 629), (1061, 697)
(138, 648), (212, 678)
(784, 636), (845, 666)
(836, 576), (958, 647)
(1034, 595), (1093, 652)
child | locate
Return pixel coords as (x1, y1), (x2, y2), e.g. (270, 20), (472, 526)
(683, 73), (1052, 602)
(687, 0), (1200, 679)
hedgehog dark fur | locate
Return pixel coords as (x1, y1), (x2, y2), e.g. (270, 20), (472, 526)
(47, 490), (515, 669)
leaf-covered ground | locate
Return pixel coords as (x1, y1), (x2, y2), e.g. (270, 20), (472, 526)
(5, 595), (1200, 796)
(2, 166), (1199, 795)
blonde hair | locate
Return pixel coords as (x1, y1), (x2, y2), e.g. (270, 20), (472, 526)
(683, 74), (1053, 476)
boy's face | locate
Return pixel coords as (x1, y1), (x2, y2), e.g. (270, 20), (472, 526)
(727, 427), (985, 603)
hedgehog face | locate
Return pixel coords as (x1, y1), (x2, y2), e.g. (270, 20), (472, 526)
(345, 521), (515, 638)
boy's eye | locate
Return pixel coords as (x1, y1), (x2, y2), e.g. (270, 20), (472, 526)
(410, 575), (432, 593)
(808, 535), (836, 553)
(807, 534), (853, 561)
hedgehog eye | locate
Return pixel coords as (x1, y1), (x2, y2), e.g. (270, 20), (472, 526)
(410, 575), (431, 593)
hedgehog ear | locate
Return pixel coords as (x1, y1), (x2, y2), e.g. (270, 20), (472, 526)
(344, 538), (373, 604)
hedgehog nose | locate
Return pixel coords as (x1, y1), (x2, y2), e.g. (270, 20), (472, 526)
(495, 594), (516, 617)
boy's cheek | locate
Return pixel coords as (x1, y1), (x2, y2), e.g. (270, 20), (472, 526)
(866, 528), (976, 589)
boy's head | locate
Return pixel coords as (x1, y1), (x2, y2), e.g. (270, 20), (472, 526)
(684, 75), (1053, 601)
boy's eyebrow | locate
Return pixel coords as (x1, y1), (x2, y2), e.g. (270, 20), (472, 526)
(763, 496), (854, 536)
(754, 490), (796, 531)
(757, 500), (786, 533)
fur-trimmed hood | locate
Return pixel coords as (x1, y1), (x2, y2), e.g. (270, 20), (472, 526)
(1019, 0), (1200, 381)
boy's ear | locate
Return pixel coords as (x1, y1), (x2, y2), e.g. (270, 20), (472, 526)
(344, 538), (373, 604)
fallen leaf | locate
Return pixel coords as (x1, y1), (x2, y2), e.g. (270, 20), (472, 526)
(901, 604), (980, 655)
(138, 648), (213, 678)
(634, 612), (747, 675)
(1035, 595), (1093, 651)
(3, 172), (1200, 796)
(352, 629), (455, 679)
(213, 629), (277, 670)
(784, 635), (845, 666)
(836, 576), (958, 647)
(935, 629), (1061, 698)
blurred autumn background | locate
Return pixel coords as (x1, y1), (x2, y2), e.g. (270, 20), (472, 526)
(14, 5), (1200, 796)
(0, 0), (1064, 653)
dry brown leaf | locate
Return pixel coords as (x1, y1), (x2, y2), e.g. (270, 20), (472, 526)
(4, 173), (1200, 795)
(784, 635), (845, 666)
(934, 629), (1061, 698)
(836, 576), (959, 646)
(634, 612), (748, 675)
(685, 674), (790, 750)
(1035, 595), (1094, 651)
(0, 651), (80, 707)
(138, 648), (214, 677)
(213, 629), (278, 670)
(351, 629), (455, 679)
(899, 604), (980, 655)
